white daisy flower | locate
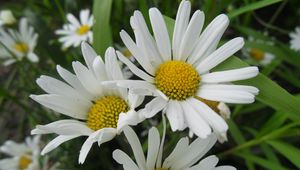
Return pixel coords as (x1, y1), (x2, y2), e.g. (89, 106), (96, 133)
(289, 27), (300, 51)
(113, 126), (236, 170)
(55, 9), (93, 49)
(0, 136), (40, 170)
(0, 18), (39, 64)
(0, 10), (16, 26)
(244, 47), (275, 66)
(30, 42), (144, 164)
(111, 0), (259, 141)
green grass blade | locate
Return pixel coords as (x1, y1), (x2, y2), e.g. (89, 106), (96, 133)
(228, 0), (283, 19)
(93, 0), (113, 56)
(235, 153), (289, 170)
(268, 140), (300, 168)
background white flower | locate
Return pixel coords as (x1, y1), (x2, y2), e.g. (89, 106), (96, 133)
(0, 10), (16, 26)
(0, 18), (39, 64)
(289, 27), (300, 51)
(56, 9), (93, 49)
(113, 126), (236, 170)
(112, 0), (259, 141)
(0, 136), (40, 170)
(30, 42), (144, 164)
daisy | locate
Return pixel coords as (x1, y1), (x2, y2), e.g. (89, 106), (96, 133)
(112, 0), (259, 141)
(289, 27), (300, 51)
(0, 10), (16, 26)
(0, 18), (39, 64)
(113, 126), (236, 170)
(0, 136), (40, 170)
(244, 47), (275, 66)
(55, 9), (93, 49)
(30, 42), (144, 164)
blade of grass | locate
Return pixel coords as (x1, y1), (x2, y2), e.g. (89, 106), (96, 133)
(93, 0), (113, 56)
(228, 0), (282, 19)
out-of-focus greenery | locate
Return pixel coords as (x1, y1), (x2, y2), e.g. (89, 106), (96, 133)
(0, 0), (300, 169)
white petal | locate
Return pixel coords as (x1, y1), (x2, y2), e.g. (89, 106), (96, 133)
(27, 52), (39, 62)
(181, 101), (211, 138)
(190, 98), (228, 137)
(105, 47), (124, 80)
(41, 135), (79, 155)
(36, 75), (89, 101)
(197, 84), (258, 103)
(92, 56), (108, 81)
(140, 97), (168, 118)
(179, 10), (205, 61)
(56, 65), (94, 100)
(72, 61), (103, 96)
(117, 51), (154, 83)
(30, 94), (91, 119)
(120, 30), (156, 75)
(79, 128), (117, 164)
(131, 11), (162, 66)
(0, 158), (18, 169)
(215, 166), (237, 170)
(196, 37), (244, 74)
(188, 155), (219, 170)
(146, 127), (160, 170)
(117, 110), (145, 132)
(163, 137), (189, 169)
(188, 14), (229, 65)
(172, 0), (191, 60)
(165, 100), (185, 131)
(173, 135), (217, 169)
(113, 149), (139, 170)
(67, 13), (80, 27)
(149, 8), (171, 61)
(201, 67), (259, 83)
(123, 126), (146, 169)
(81, 41), (97, 71)
(31, 119), (93, 136)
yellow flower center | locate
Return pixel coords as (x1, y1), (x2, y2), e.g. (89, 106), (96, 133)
(196, 96), (220, 113)
(249, 48), (264, 61)
(19, 155), (32, 170)
(76, 25), (90, 35)
(155, 60), (200, 101)
(14, 43), (29, 53)
(87, 96), (129, 131)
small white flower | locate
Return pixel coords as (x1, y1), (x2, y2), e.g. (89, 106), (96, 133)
(289, 27), (300, 51)
(243, 48), (275, 66)
(56, 9), (93, 49)
(0, 18), (39, 65)
(0, 136), (40, 170)
(0, 10), (16, 26)
(113, 126), (236, 170)
(31, 42), (144, 164)
(110, 0), (259, 141)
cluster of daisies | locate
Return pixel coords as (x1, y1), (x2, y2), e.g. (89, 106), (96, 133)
(0, 0), (299, 169)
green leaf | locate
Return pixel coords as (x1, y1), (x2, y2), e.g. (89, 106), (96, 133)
(268, 140), (300, 168)
(213, 57), (300, 120)
(235, 153), (289, 170)
(228, 0), (283, 19)
(93, 0), (113, 56)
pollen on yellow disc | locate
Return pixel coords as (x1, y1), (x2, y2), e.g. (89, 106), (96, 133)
(155, 60), (200, 101)
(249, 48), (264, 61)
(14, 43), (29, 53)
(19, 155), (32, 170)
(87, 96), (129, 131)
(76, 25), (90, 35)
